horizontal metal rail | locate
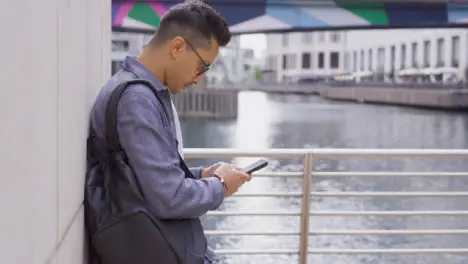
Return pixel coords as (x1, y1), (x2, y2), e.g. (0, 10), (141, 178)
(205, 229), (468, 236)
(215, 248), (468, 255)
(311, 230), (468, 235)
(252, 172), (468, 178)
(308, 249), (468, 254)
(312, 192), (468, 197)
(183, 148), (468, 260)
(184, 148), (468, 158)
(216, 249), (298, 255)
(250, 172), (303, 177)
(233, 192), (468, 197)
(314, 172), (468, 177)
(207, 210), (301, 216)
(207, 210), (468, 216)
(312, 211), (468, 216)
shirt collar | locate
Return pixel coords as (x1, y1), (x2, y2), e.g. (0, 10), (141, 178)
(121, 56), (168, 92)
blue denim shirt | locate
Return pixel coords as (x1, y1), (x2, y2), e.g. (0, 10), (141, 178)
(89, 56), (224, 262)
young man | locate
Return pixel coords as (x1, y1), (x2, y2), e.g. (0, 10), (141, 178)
(87, 1), (250, 263)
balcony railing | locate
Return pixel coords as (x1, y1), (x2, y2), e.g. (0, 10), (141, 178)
(184, 148), (468, 264)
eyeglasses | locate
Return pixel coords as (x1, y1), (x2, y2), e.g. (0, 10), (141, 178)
(185, 39), (210, 76)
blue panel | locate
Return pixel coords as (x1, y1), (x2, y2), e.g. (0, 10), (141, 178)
(266, 0), (327, 27)
(206, 0), (267, 26)
(111, 1), (468, 34)
(383, 3), (447, 26)
(448, 4), (468, 22)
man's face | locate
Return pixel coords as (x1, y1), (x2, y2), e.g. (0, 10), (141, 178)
(167, 37), (219, 94)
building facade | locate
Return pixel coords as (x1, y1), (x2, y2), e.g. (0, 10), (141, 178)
(265, 31), (348, 82)
(111, 32), (149, 75)
(110, 33), (257, 85)
(265, 28), (468, 83)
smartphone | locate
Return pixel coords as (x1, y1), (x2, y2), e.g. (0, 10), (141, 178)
(241, 159), (269, 174)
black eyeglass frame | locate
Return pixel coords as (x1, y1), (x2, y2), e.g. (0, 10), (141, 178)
(185, 40), (210, 76)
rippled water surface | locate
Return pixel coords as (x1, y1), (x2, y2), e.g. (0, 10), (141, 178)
(181, 91), (468, 264)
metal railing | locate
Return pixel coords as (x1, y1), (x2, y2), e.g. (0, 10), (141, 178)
(184, 148), (468, 264)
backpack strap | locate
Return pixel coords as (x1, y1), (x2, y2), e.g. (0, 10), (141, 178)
(104, 79), (196, 179)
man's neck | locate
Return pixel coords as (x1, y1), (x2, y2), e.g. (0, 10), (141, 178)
(137, 50), (166, 85)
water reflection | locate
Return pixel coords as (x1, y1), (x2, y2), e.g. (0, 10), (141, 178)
(180, 91), (468, 264)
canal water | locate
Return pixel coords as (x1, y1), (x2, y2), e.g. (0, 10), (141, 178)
(181, 91), (468, 264)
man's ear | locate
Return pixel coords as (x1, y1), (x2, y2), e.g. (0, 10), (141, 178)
(169, 36), (186, 60)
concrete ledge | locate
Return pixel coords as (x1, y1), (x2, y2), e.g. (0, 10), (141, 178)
(319, 87), (468, 109)
(215, 84), (321, 95)
(173, 88), (238, 119)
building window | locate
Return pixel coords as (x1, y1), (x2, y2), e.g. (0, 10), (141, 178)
(353, 51), (357, 72)
(330, 52), (339, 69)
(411, 42), (418, 68)
(302, 33), (313, 44)
(111, 60), (123, 75)
(400, 44), (406, 69)
(451, 36), (460, 68)
(360, 50), (365, 71)
(368, 49), (373, 71)
(330, 32), (340, 43)
(437, 38), (444, 67)
(282, 33), (289, 47)
(390, 45), (396, 70)
(282, 54), (287, 70)
(377, 47), (385, 71)
(302, 53), (311, 69)
(112, 40), (129, 52)
(344, 52), (350, 72)
(318, 52), (325, 69)
(423, 40), (430, 67)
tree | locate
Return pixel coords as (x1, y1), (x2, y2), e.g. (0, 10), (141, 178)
(254, 66), (263, 81)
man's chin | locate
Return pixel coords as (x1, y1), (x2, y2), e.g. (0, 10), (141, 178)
(183, 84), (193, 90)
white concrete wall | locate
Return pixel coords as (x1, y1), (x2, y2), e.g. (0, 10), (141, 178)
(0, 0), (110, 263)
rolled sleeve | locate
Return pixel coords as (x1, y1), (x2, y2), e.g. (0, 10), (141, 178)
(189, 166), (204, 179)
(116, 86), (224, 219)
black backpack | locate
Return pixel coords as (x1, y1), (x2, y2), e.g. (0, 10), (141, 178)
(84, 79), (208, 264)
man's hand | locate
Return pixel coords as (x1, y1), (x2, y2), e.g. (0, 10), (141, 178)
(201, 162), (224, 178)
(213, 163), (251, 197)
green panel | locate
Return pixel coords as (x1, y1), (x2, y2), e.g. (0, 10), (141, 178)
(128, 3), (160, 28)
(338, 3), (389, 25)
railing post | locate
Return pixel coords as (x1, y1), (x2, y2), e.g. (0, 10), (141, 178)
(299, 152), (313, 264)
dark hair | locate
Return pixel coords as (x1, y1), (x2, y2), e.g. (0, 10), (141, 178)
(150, 0), (231, 49)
